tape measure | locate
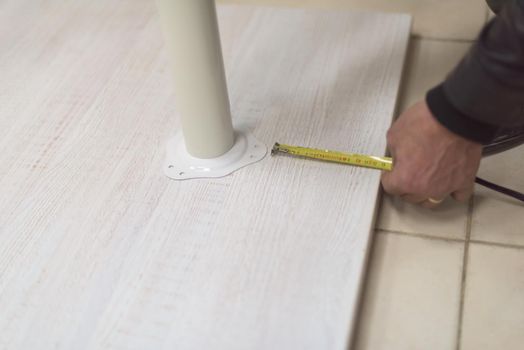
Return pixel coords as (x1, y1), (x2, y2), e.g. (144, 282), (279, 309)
(271, 143), (393, 171)
(271, 142), (524, 202)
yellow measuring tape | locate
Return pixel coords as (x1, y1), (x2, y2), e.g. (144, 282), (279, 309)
(271, 143), (524, 203)
(271, 143), (393, 171)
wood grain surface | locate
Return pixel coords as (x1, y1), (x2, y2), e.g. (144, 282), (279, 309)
(0, 1), (410, 349)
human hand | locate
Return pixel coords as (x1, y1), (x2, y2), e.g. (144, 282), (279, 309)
(381, 101), (482, 208)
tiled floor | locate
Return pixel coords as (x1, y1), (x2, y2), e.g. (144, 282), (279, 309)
(220, 1), (523, 349)
(354, 233), (464, 350)
(471, 146), (524, 247)
(460, 243), (524, 350)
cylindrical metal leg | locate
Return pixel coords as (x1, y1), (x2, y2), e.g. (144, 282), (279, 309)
(157, 0), (234, 159)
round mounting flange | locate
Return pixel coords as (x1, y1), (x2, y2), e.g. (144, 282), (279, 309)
(164, 128), (267, 180)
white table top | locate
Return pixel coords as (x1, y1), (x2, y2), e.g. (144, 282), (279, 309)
(0, 1), (410, 349)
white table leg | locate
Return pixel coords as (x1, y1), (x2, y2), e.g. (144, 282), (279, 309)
(157, 0), (234, 159)
(157, 0), (267, 180)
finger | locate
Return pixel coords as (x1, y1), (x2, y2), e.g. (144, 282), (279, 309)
(452, 186), (474, 203)
(401, 194), (427, 204)
(381, 171), (404, 196)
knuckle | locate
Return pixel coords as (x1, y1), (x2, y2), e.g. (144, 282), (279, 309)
(453, 190), (472, 203)
(403, 174), (422, 194)
(456, 195), (469, 203)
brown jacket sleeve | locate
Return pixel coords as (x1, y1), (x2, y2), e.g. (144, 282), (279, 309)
(426, 0), (524, 143)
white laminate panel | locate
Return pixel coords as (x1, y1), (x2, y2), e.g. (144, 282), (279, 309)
(0, 2), (410, 349)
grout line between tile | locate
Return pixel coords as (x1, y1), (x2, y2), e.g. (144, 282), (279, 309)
(469, 239), (524, 251)
(455, 197), (473, 350)
(376, 229), (465, 243)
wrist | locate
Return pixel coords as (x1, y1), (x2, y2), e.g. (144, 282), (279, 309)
(426, 84), (499, 144)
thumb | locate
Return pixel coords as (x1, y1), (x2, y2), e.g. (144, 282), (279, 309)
(381, 167), (404, 196)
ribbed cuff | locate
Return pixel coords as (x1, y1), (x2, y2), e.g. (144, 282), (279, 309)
(426, 84), (499, 144)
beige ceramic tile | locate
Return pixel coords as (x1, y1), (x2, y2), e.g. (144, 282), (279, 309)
(461, 243), (524, 350)
(376, 38), (472, 239)
(354, 232), (464, 350)
(377, 195), (469, 239)
(471, 146), (524, 246)
(397, 38), (472, 111)
(217, 0), (488, 40)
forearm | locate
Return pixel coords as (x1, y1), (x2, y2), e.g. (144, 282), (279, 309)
(426, 0), (524, 143)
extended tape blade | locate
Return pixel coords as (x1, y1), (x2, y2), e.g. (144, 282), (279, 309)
(271, 142), (393, 171)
